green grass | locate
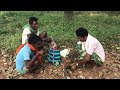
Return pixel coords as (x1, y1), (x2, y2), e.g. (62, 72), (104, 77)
(0, 11), (120, 53)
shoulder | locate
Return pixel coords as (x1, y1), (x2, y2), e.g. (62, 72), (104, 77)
(22, 44), (31, 52)
(23, 27), (31, 33)
(16, 45), (30, 57)
(86, 35), (99, 48)
(89, 35), (99, 44)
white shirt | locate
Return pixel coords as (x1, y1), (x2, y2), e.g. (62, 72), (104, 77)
(22, 27), (40, 44)
(78, 34), (105, 62)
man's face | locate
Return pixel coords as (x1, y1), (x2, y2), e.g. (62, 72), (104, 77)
(77, 36), (86, 42)
(30, 21), (39, 30)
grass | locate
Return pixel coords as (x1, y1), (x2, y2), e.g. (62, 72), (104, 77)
(0, 11), (120, 54)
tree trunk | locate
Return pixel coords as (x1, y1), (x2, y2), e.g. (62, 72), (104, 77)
(64, 11), (74, 20)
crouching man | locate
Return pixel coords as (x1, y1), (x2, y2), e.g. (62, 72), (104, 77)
(16, 34), (44, 74)
(70, 27), (105, 70)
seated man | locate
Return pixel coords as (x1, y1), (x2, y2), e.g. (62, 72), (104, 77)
(16, 34), (44, 74)
(22, 17), (40, 44)
(22, 16), (57, 49)
(70, 27), (105, 70)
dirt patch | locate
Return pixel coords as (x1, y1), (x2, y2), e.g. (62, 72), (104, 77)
(0, 49), (119, 79)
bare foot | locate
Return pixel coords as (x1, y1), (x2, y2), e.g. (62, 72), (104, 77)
(69, 63), (79, 71)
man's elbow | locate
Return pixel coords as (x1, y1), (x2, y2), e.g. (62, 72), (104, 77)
(27, 34), (31, 38)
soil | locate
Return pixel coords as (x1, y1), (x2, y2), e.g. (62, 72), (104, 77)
(0, 49), (120, 79)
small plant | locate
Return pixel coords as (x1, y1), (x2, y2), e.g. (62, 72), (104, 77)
(75, 41), (86, 60)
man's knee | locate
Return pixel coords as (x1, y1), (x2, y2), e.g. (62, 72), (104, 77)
(34, 60), (41, 66)
(40, 31), (47, 38)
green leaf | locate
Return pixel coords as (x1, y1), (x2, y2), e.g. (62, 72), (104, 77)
(116, 46), (120, 50)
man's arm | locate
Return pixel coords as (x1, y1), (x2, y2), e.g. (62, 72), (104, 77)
(22, 28), (31, 44)
(78, 53), (91, 65)
(78, 41), (97, 65)
(70, 53), (91, 70)
(23, 28), (31, 37)
(25, 50), (44, 69)
(27, 34), (31, 38)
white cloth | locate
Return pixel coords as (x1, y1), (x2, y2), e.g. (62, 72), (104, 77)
(60, 49), (70, 58)
(22, 27), (40, 44)
(78, 34), (105, 62)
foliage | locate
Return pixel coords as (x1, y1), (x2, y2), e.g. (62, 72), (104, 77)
(0, 11), (119, 54)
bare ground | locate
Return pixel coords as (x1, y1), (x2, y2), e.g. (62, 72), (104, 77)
(0, 49), (120, 79)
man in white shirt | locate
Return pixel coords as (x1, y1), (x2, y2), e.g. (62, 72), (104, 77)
(22, 17), (40, 44)
(22, 17), (57, 49)
(70, 27), (105, 70)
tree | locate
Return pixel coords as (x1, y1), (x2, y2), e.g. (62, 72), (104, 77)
(64, 11), (74, 20)
(104, 11), (120, 16)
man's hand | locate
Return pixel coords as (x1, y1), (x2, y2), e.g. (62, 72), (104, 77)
(50, 40), (57, 50)
(36, 49), (44, 56)
(27, 34), (31, 38)
(71, 64), (78, 70)
(70, 53), (91, 71)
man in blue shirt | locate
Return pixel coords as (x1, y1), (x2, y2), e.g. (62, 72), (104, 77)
(16, 34), (44, 74)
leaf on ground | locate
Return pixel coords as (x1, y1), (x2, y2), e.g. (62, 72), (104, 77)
(116, 46), (120, 50)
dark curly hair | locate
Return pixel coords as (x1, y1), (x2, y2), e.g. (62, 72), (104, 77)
(75, 27), (88, 38)
(29, 17), (38, 24)
(28, 34), (42, 45)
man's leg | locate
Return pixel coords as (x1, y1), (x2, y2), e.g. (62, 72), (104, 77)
(39, 31), (47, 38)
(17, 60), (41, 74)
(28, 60), (41, 73)
(40, 31), (52, 43)
(91, 53), (103, 66)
